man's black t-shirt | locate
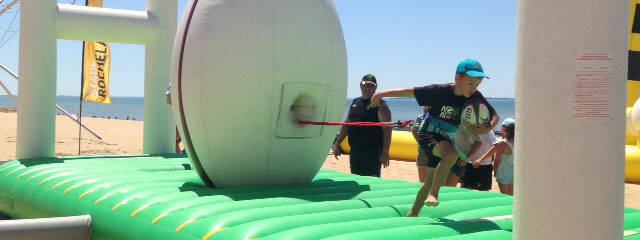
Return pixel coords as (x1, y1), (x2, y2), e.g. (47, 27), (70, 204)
(413, 84), (495, 126)
(347, 97), (383, 149)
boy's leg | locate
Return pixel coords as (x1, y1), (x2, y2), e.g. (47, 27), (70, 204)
(425, 141), (459, 206)
(407, 166), (436, 217)
(418, 167), (428, 182)
(416, 148), (429, 182)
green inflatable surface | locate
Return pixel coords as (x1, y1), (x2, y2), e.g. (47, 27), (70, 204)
(0, 154), (637, 239)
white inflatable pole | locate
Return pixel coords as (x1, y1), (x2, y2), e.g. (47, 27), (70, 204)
(17, 1), (177, 158)
(515, 1), (627, 239)
(17, 0), (58, 159)
(143, 0), (177, 154)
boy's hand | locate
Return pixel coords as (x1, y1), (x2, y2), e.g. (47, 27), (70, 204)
(368, 93), (383, 109)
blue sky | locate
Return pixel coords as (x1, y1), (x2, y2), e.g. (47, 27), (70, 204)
(0, 0), (516, 98)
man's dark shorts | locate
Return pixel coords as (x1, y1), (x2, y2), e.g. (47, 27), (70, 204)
(462, 164), (493, 191)
(349, 145), (382, 177)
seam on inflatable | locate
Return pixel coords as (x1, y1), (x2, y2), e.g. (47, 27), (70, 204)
(177, 0), (215, 188)
(387, 205), (403, 217)
(358, 199), (372, 208)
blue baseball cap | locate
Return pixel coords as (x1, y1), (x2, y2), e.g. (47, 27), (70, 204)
(502, 118), (515, 128)
(456, 59), (489, 79)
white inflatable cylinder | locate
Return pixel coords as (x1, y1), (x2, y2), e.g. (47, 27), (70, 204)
(172, 0), (347, 188)
(143, 0), (177, 154)
(17, 1), (58, 159)
(515, 1), (627, 239)
(56, 4), (153, 44)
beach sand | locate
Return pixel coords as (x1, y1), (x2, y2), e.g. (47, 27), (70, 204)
(1, 111), (639, 210)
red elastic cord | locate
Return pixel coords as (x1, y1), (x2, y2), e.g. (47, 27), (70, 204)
(299, 120), (413, 128)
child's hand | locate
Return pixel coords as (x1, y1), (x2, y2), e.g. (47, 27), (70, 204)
(472, 159), (481, 168)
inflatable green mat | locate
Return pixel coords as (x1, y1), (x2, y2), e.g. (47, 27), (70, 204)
(0, 154), (638, 240)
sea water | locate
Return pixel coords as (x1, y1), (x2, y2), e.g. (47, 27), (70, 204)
(0, 95), (145, 120)
(0, 96), (515, 129)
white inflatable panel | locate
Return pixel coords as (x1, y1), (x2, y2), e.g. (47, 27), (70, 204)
(632, 98), (640, 131)
(516, 0), (627, 239)
(627, 109), (638, 137)
(171, 0), (347, 188)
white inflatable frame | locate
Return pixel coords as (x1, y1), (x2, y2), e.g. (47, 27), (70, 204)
(515, 0), (627, 239)
(17, 0), (177, 158)
(16, 0), (629, 239)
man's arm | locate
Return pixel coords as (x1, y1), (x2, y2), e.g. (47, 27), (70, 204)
(369, 88), (415, 108)
(331, 113), (351, 159)
(378, 102), (392, 168)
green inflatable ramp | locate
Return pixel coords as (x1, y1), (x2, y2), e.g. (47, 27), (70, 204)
(0, 154), (638, 240)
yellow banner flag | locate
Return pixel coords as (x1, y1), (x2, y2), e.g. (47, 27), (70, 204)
(81, 0), (111, 104)
(87, 0), (103, 7)
(82, 41), (111, 104)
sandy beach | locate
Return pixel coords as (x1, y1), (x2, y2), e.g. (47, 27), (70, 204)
(1, 111), (639, 210)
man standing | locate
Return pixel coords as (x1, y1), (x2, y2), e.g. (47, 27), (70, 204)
(368, 59), (499, 216)
(332, 74), (392, 177)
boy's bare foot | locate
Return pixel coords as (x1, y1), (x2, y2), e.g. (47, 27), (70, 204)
(425, 195), (439, 206)
(406, 212), (418, 217)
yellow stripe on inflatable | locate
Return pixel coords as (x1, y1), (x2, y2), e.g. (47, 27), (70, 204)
(625, 145), (640, 183)
(628, 81), (640, 107)
(340, 131), (419, 161)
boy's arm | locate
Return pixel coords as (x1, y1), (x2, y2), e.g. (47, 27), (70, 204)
(469, 113), (500, 135)
(378, 102), (392, 168)
(369, 88), (415, 108)
(488, 113), (500, 132)
(468, 96), (500, 135)
(467, 140), (482, 162)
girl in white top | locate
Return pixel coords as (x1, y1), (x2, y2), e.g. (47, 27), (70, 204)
(473, 118), (515, 196)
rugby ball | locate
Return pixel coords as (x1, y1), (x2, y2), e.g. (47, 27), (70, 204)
(461, 97), (492, 134)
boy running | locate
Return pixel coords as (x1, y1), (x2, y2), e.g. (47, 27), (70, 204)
(368, 59), (499, 217)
